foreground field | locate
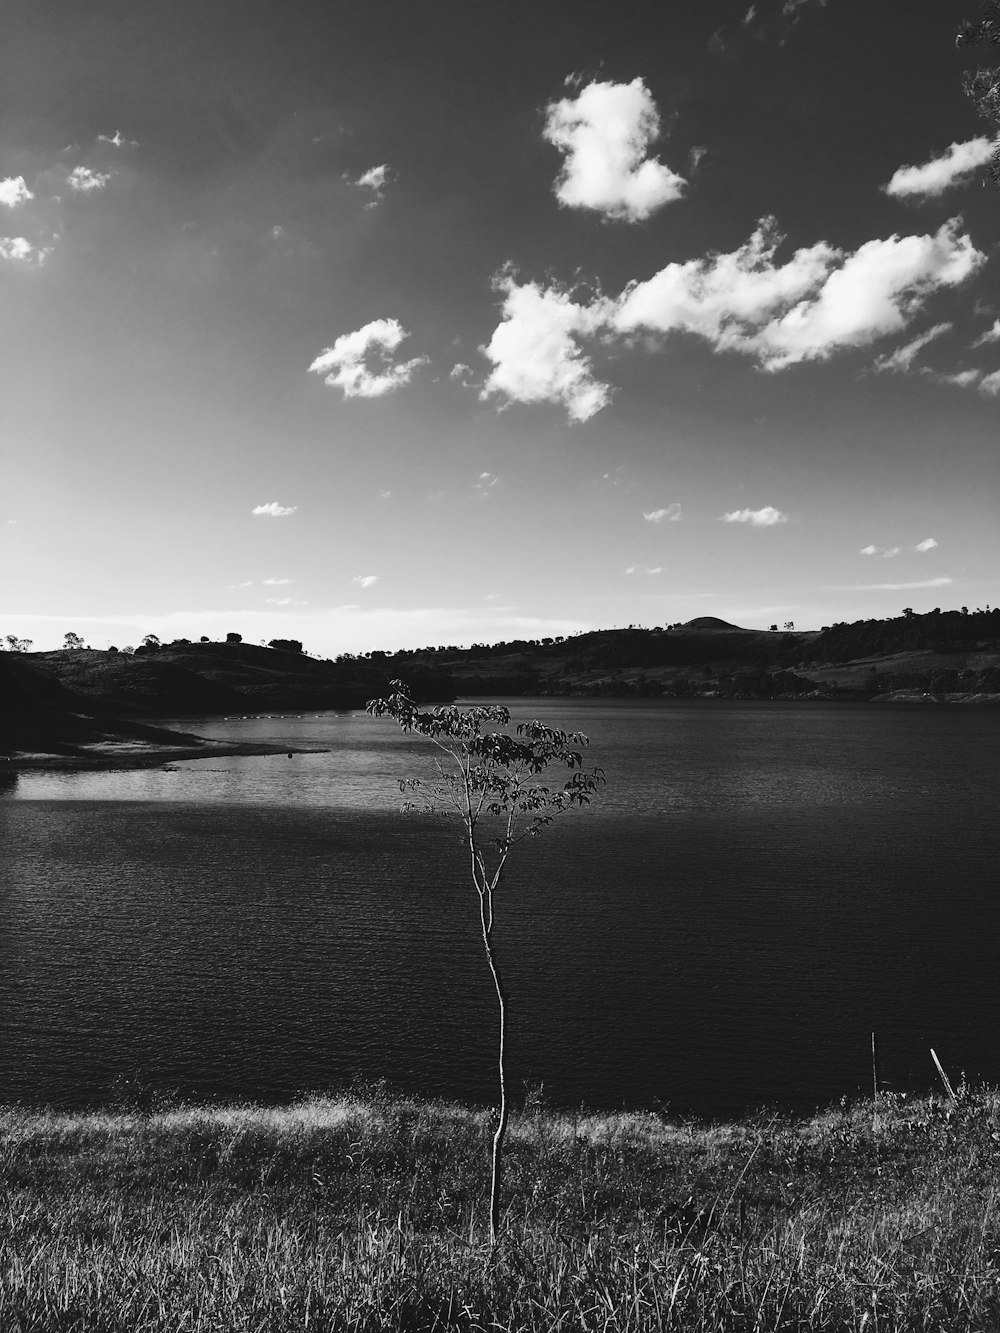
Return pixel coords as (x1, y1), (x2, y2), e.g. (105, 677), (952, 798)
(2, 1088), (999, 1331)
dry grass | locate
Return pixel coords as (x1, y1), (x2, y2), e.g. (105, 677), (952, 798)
(2, 1088), (1000, 1330)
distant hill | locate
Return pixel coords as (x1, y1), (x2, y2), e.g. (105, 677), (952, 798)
(343, 607), (1000, 701)
(24, 641), (453, 718)
(680, 617), (749, 631)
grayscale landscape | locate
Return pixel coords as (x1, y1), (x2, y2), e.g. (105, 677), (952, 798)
(2, 1), (999, 1327)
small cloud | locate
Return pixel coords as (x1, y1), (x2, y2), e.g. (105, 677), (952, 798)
(234, 580), (254, 588)
(262, 577), (292, 585)
(98, 130), (138, 148)
(971, 318), (1000, 348)
(643, 504), (682, 523)
(251, 501), (297, 517)
(352, 574), (380, 589)
(837, 577), (953, 592)
(872, 322), (951, 374)
(352, 164), (390, 206)
(272, 224), (286, 240)
(625, 565), (665, 575)
(309, 318), (428, 399)
(67, 166), (112, 193)
(377, 489), (393, 500)
(543, 77), (686, 222)
(474, 471), (499, 498)
(450, 362), (475, 387)
(688, 145), (707, 173)
(0, 236), (49, 264)
(860, 544), (901, 558)
(884, 137), (999, 200)
(931, 368), (982, 388)
(743, 4), (758, 23)
(265, 597), (307, 606)
(782, 0), (826, 18)
(915, 537), (938, 553)
(720, 506), (789, 526)
(979, 369), (1000, 396)
(0, 176), (33, 208)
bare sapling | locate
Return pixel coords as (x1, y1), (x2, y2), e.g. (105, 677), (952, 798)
(366, 680), (605, 1246)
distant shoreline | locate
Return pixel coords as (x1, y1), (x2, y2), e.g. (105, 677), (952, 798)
(3, 738), (324, 772)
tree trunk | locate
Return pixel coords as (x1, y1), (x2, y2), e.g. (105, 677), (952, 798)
(480, 897), (508, 1246)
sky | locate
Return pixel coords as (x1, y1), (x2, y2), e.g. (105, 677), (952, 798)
(2, 0), (998, 655)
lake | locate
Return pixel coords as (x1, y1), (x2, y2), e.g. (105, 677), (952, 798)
(2, 699), (999, 1119)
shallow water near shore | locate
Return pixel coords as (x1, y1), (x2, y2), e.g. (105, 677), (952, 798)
(2, 699), (999, 1118)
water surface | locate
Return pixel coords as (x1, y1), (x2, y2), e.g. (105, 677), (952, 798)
(3, 700), (998, 1117)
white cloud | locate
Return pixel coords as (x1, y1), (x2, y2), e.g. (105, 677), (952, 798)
(625, 565), (665, 575)
(860, 544), (901, 558)
(749, 221), (981, 370)
(98, 130), (137, 148)
(543, 77), (686, 222)
(474, 471), (499, 497)
(480, 271), (611, 421)
(873, 322), (951, 374)
(484, 218), (982, 420)
(930, 368), (982, 388)
(915, 537), (938, 553)
(971, 318), (1000, 348)
(265, 597), (307, 606)
(251, 502), (297, 517)
(0, 176), (33, 208)
(838, 577), (953, 592)
(450, 362), (475, 386)
(309, 318), (427, 399)
(0, 236), (48, 264)
(720, 506), (789, 526)
(352, 574), (380, 589)
(67, 166), (111, 193)
(614, 219), (835, 355)
(643, 504), (682, 523)
(782, 0), (826, 18)
(262, 577), (292, 585)
(884, 137), (999, 199)
(979, 369), (1000, 396)
(617, 218), (981, 370)
(353, 164), (390, 206)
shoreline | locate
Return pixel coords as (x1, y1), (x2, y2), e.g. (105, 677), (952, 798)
(2, 738), (325, 772)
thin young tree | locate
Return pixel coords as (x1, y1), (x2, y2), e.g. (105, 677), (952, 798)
(366, 680), (604, 1246)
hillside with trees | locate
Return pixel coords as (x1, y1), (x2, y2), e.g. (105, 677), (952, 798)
(4, 608), (1000, 763)
(341, 608), (1000, 702)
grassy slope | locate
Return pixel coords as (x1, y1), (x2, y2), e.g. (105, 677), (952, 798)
(3, 1089), (1000, 1330)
